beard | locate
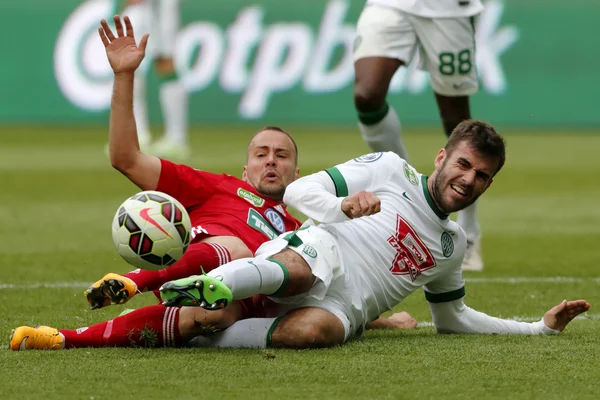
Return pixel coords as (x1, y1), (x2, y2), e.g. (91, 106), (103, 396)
(256, 182), (286, 202)
(432, 168), (479, 214)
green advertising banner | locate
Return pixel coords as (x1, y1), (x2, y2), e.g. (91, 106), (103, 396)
(0, 0), (598, 126)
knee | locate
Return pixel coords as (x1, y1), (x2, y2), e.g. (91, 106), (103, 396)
(354, 82), (387, 113)
(276, 323), (337, 349)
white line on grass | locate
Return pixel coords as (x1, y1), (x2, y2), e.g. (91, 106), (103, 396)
(1, 277), (598, 290)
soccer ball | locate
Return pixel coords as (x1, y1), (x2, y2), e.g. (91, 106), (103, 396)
(112, 191), (191, 271)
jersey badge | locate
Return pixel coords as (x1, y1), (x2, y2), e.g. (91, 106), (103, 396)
(237, 188), (266, 207)
(302, 245), (317, 258)
(403, 162), (419, 186)
(354, 152), (383, 163)
(265, 208), (286, 233)
(441, 232), (454, 258)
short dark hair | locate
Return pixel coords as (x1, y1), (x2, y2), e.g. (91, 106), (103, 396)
(250, 126), (298, 164)
(445, 120), (506, 175)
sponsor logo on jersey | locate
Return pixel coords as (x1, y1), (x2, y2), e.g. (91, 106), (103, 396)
(274, 204), (285, 215)
(388, 215), (436, 281)
(402, 192), (412, 202)
(403, 162), (419, 186)
(302, 245), (317, 258)
(354, 152), (383, 163)
(441, 232), (454, 257)
(247, 209), (278, 240)
(265, 208), (286, 233)
(237, 188), (266, 207)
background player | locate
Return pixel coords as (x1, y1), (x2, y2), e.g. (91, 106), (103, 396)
(353, 0), (485, 270)
(117, 0), (189, 160)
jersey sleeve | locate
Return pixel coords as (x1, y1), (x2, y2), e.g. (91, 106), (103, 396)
(422, 265), (466, 304)
(428, 299), (560, 335)
(283, 152), (398, 223)
(155, 159), (223, 208)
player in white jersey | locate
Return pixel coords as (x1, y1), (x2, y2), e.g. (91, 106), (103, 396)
(353, 0), (485, 270)
(153, 120), (589, 349)
(117, 0), (189, 160)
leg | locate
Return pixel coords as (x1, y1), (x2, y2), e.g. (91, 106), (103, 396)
(188, 307), (347, 349)
(271, 307), (346, 349)
(151, 0), (189, 160)
(353, 4), (417, 160)
(84, 238), (250, 309)
(160, 249), (315, 307)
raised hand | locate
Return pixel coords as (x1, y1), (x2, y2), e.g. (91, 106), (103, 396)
(341, 190), (381, 219)
(543, 299), (590, 332)
(98, 15), (149, 75)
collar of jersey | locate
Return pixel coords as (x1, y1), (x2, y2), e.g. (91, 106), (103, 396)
(421, 175), (448, 220)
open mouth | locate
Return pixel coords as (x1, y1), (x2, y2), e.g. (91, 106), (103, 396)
(450, 184), (468, 197)
(263, 171), (279, 181)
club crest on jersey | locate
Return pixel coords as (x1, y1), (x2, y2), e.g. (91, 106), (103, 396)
(403, 162), (419, 186)
(354, 152), (383, 163)
(441, 232), (454, 257)
(265, 208), (286, 233)
(237, 188), (265, 207)
(302, 245), (317, 258)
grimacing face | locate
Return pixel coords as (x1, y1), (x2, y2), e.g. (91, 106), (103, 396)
(242, 130), (300, 202)
(429, 141), (499, 214)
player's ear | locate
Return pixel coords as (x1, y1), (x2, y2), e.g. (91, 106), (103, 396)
(434, 148), (446, 170)
(242, 166), (248, 182)
(295, 167), (300, 180)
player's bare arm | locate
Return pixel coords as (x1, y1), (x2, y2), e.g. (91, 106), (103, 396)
(341, 190), (381, 219)
(99, 15), (161, 191)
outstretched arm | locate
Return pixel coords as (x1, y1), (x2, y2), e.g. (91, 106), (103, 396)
(99, 15), (161, 190)
(429, 298), (590, 335)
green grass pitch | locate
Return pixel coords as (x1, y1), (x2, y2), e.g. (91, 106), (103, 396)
(0, 125), (599, 399)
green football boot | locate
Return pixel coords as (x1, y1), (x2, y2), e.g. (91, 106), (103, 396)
(159, 275), (232, 309)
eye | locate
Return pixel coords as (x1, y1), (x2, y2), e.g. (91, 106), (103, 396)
(277, 154), (287, 159)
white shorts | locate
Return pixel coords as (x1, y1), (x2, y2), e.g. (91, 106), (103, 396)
(354, 4), (479, 96)
(254, 226), (358, 341)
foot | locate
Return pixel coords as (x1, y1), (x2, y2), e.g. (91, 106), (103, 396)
(150, 137), (190, 162)
(10, 326), (64, 351)
(159, 275), (232, 309)
(84, 273), (138, 310)
(462, 236), (483, 271)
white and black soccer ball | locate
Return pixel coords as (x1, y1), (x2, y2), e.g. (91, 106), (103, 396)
(112, 191), (191, 271)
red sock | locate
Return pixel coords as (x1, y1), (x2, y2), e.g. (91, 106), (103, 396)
(123, 242), (231, 292)
(60, 305), (182, 348)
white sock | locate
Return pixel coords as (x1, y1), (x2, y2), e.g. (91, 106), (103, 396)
(188, 318), (278, 349)
(159, 78), (188, 145)
(358, 107), (409, 161)
(133, 73), (151, 145)
(457, 202), (480, 239)
(207, 258), (286, 300)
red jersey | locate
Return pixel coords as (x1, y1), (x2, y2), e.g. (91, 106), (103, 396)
(156, 159), (302, 253)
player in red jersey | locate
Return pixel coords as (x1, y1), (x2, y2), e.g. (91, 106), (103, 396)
(7, 16), (416, 352)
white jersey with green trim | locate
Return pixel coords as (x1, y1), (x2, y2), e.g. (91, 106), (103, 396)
(366, 0), (483, 18)
(284, 152), (467, 325)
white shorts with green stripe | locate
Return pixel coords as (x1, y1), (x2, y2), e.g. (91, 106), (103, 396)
(255, 224), (357, 341)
